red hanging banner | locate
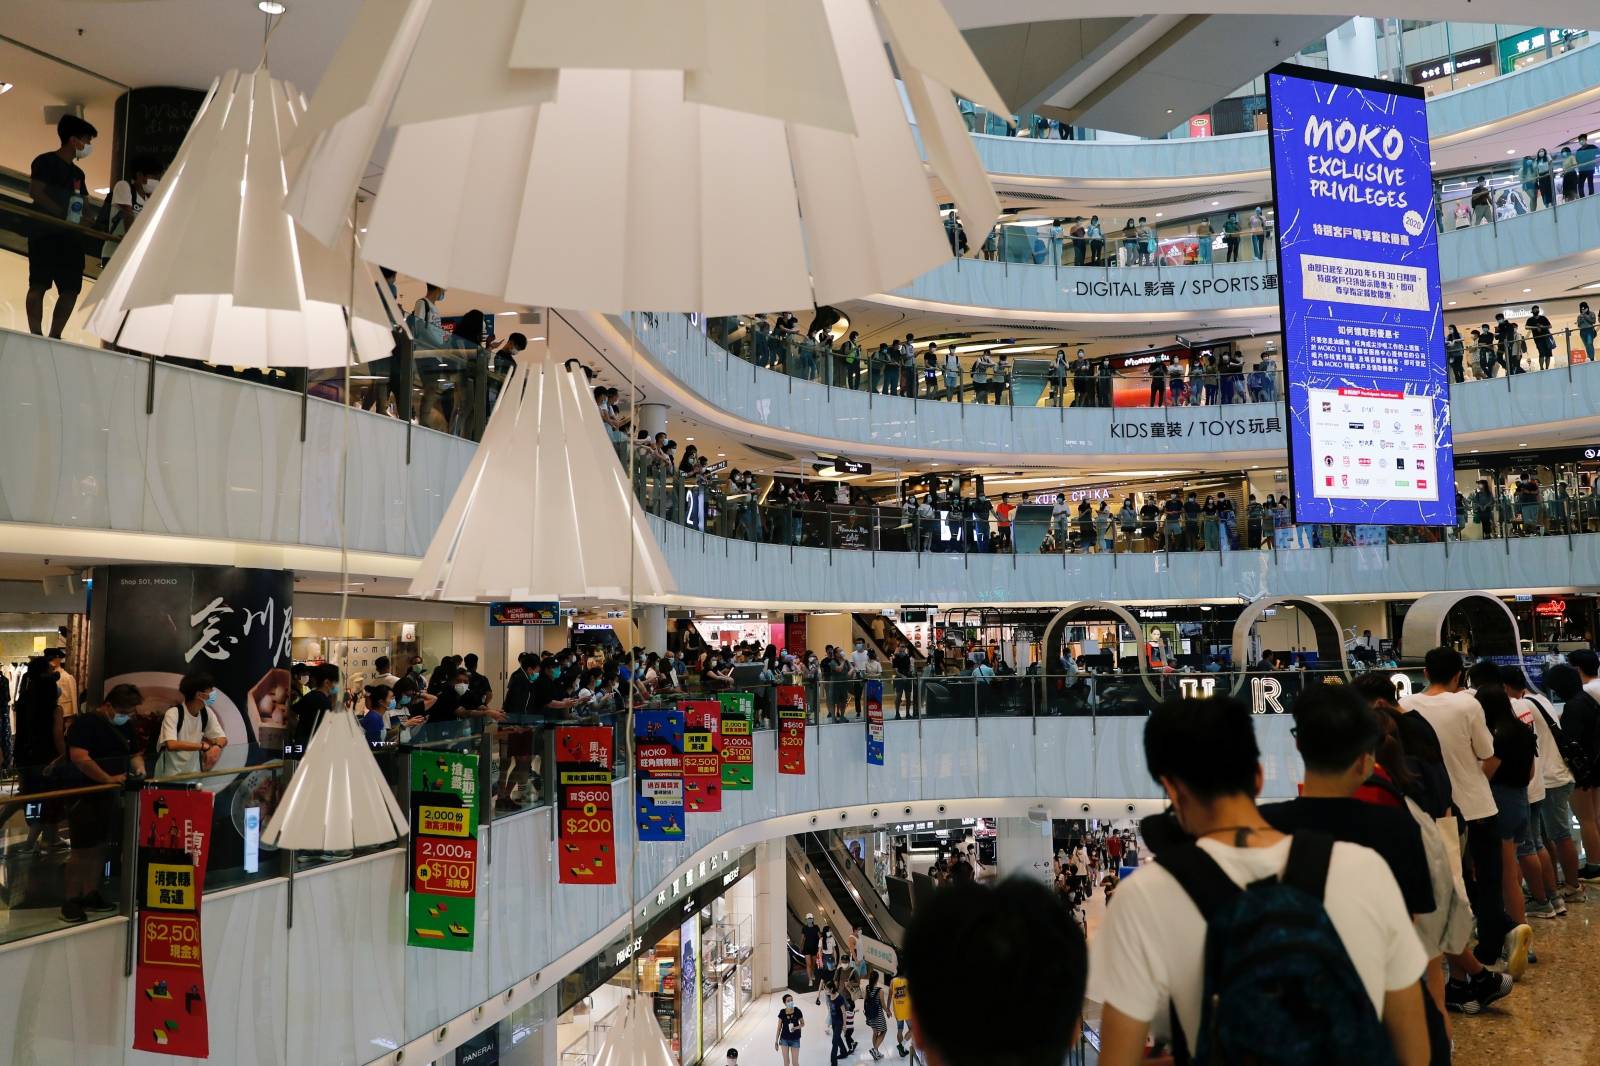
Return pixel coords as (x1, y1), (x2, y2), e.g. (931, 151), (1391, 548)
(680, 700), (724, 813)
(133, 788), (215, 1058)
(777, 685), (808, 775)
(557, 726), (617, 884)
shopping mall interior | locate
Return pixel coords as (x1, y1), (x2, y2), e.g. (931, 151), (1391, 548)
(4, 1), (1600, 1064)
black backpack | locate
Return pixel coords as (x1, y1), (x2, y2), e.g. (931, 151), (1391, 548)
(1533, 692), (1596, 784)
(1159, 832), (1397, 1066)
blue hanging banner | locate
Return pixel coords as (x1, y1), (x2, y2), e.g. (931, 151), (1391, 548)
(634, 709), (685, 842)
(865, 679), (884, 766)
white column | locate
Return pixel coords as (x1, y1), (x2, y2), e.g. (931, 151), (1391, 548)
(753, 840), (788, 995)
(993, 816), (1053, 884)
(636, 401), (668, 438)
(1324, 18), (1380, 78)
(636, 605), (667, 653)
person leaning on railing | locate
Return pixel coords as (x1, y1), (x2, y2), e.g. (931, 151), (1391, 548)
(58, 683), (145, 924)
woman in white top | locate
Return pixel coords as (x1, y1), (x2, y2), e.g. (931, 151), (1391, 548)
(942, 349), (961, 399)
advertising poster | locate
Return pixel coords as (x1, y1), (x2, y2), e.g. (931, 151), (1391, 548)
(488, 601), (560, 626)
(1265, 65), (1455, 527)
(865, 679), (885, 766)
(680, 700), (723, 813)
(718, 692), (755, 791)
(680, 912), (702, 1065)
(556, 726), (616, 885)
(133, 789), (214, 1057)
(90, 565), (294, 877)
(777, 685), (807, 775)
(635, 709), (686, 841)
(408, 751), (480, 950)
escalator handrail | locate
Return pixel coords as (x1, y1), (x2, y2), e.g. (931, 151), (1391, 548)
(804, 832), (888, 943)
(816, 831), (905, 944)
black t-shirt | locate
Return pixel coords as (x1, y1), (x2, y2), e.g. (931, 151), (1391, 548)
(1489, 715), (1537, 788)
(779, 1006), (804, 1040)
(1260, 797), (1435, 916)
(802, 924), (821, 954)
(30, 151), (87, 222)
(892, 651), (913, 676)
(1183, 499), (1200, 521)
(428, 687), (462, 724)
(1140, 503), (1159, 525)
(290, 689), (332, 749)
(65, 713), (131, 779)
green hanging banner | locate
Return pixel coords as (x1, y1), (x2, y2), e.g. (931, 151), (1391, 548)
(718, 692), (755, 791)
(408, 751), (480, 951)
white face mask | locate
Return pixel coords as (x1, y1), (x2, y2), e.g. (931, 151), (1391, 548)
(140, 178), (156, 196)
(453, 682), (469, 695)
(75, 142), (93, 160)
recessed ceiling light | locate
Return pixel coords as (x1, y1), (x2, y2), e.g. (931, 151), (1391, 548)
(1447, 300), (1456, 306)
(1506, 148), (1516, 155)
(1166, 108), (1174, 115)
(1155, 212), (1163, 218)
(1522, 288), (1532, 293)
(0, 83), (13, 96)
(685, 436), (694, 441)
(1471, 448), (1480, 453)
(258, 1), (287, 13)
(1211, 200), (1220, 206)
(1519, 443), (1527, 447)
(94, 186), (110, 195)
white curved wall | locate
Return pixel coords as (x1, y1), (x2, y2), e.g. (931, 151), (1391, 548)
(652, 515), (1600, 608)
(0, 714), (1299, 1066)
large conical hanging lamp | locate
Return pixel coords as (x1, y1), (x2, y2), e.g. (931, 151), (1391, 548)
(261, 710), (408, 851)
(82, 67), (400, 369)
(285, 0), (1010, 315)
(590, 995), (678, 1066)
(409, 350), (675, 602)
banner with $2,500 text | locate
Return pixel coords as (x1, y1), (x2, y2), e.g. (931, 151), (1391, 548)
(133, 788), (214, 1057)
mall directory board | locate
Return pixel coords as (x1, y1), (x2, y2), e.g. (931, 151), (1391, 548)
(1265, 64), (1455, 526)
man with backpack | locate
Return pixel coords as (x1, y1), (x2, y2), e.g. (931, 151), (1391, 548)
(1503, 666), (1586, 900)
(1092, 696), (1430, 1066)
(1546, 654), (1600, 881)
(155, 672), (229, 777)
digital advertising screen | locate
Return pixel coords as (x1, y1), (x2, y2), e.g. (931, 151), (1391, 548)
(1265, 64), (1455, 527)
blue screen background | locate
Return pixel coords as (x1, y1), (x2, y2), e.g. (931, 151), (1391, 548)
(1268, 69), (1456, 527)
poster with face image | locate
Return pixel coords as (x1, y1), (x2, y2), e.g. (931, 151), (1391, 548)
(635, 709), (685, 840)
(1265, 64), (1455, 526)
(680, 700), (723, 813)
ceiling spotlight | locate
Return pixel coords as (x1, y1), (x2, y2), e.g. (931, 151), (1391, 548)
(1447, 300), (1456, 306)
(258, 1), (287, 14)
(0, 83), (13, 96)
(1506, 148), (1516, 155)
(1522, 288), (1532, 293)
(1210, 200), (1219, 206)
(1166, 108), (1174, 115)
(94, 186), (110, 196)
(1155, 212), (1163, 218)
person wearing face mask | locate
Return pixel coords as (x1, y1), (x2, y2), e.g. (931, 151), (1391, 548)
(99, 155), (165, 264)
(4, 655), (68, 852)
(26, 114), (97, 339)
(59, 683), (144, 924)
(497, 653), (540, 811)
(409, 282), (449, 349)
(775, 991), (805, 1065)
(157, 672), (229, 777)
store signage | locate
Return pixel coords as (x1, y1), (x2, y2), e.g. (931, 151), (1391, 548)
(1406, 44), (1495, 84)
(574, 622), (614, 632)
(701, 460), (728, 475)
(556, 727), (616, 885)
(456, 1027), (500, 1066)
(777, 686), (807, 774)
(1535, 598), (1568, 618)
(817, 456), (872, 475)
(1136, 609), (1169, 619)
(865, 679), (885, 767)
(1187, 114), (1213, 138)
(681, 700), (723, 813)
(1108, 414), (1284, 439)
(1250, 676), (1285, 715)
(858, 934), (899, 974)
(718, 692), (755, 791)
(702, 610), (760, 621)
(1266, 65), (1454, 527)
(635, 709), (686, 841)
(133, 789), (214, 1058)
(488, 601), (560, 626)
(1070, 274), (1279, 301)
(409, 751), (480, 950)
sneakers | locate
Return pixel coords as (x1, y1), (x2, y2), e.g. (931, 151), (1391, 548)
(1526, 898), (1559, 920)
(1500, 924), (1533, 979)
(80, 891), (118, 914)
(59, 898), (87, 925)
(1449, 970), (1515, 1015)
(1561, 885), (1588, 903)
(1554, 897), (1569, 917)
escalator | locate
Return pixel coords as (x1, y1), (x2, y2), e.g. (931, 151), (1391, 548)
(853, 613), (926, 667)
(803, 832), (879, 940)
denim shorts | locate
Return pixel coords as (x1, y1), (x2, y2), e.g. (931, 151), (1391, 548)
(1517, 798), (1546, 859)
(1491, 781), (1530, 843)
(780, 1037), (801, 1049)
(1541, 781), (1575, 844)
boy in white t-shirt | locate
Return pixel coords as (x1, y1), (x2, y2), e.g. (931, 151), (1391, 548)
(156, 672), (229, 778)
(1091, 695), (1429, 1066)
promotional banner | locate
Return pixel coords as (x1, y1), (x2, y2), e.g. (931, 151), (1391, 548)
(680, 700), (723, 813)
(718, 692), (755, 791)
(777, 685), (807, 775)
(1265, 64), (1454, 527)
(635, 709), (686, 841)
(556, 726), (616, 885)
(90, 564), (294, 878)
(133, 788), (214, 1057)
(488, 601), (560, 626)
(865, 679), (885, 766)
(408, 751), (480, 950)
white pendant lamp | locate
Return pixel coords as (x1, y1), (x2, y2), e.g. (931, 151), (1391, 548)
(286, 0), (1010, 314)
(409, 351), (676, 602)
(590, 995), (678, 1066)
(261, 710), (408, 851)
(82, 67), (400, 369)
